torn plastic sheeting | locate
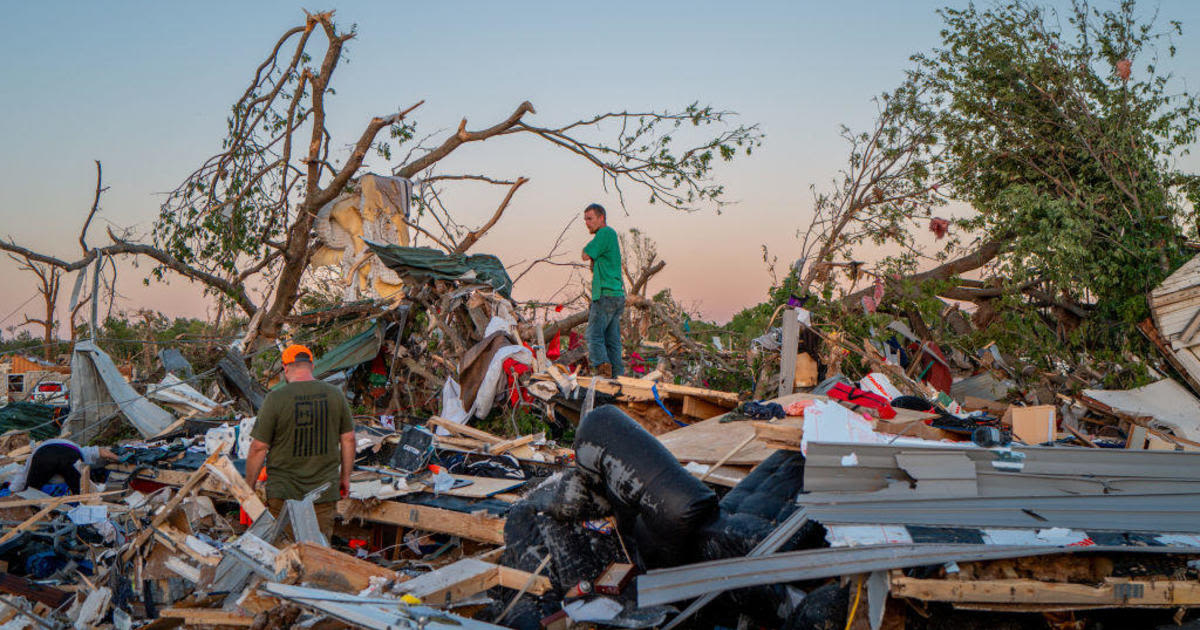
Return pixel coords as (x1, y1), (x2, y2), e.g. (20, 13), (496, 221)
(440, 344), (532, 423)
(149, 373), (221, 414)
(66, 340), (175, 441)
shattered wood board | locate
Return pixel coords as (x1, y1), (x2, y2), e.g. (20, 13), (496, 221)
(568, 376), (740, 406)
(276, 542), (400, 593)
(337, 499), (506, 544)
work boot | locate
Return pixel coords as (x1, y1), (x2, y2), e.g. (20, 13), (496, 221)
(595, 363), (612, 378)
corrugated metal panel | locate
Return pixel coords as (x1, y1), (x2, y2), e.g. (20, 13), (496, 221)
(804, 442), (1200, 496)
(640, 543), (1191, 607)
(800, 492), (1200, 533)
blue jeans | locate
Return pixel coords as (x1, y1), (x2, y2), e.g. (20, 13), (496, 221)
(588, 296), (624, 377)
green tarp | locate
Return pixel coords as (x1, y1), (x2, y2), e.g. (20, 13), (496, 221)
(313, 323), (384, 379)
(366, 241), (513, 299)
(0, 401), (61, 440)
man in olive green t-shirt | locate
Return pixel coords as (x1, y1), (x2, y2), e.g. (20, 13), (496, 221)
(245, 344), (354, 538)
(581, 203), (625, 378)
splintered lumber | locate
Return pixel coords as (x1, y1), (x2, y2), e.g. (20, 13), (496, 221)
(0, 490), (119, 511)
(399, 558), (550, 607)
(548, 375), (740, 407)
(121, 453), (216, 563)
(0, 495), (74, 545)
(205, 455), (267, 521)
(891, 574), (1200, 607)
(276, 542), (400, 594)
(160, 607), (255, 626)
(490, 434), (535, 455)
(337, 499), (505, 545)
(752, 420), (804, 452)
(427, 417), (504, 444)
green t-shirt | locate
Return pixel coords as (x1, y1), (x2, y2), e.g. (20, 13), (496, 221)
(583, 225), (624, 299)
(251, 380), (353, 503)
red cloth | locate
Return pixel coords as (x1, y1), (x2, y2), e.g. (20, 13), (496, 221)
(502, 358), (534, 405)
(827, 382), (896, 419)
(547, 330), (561, 360)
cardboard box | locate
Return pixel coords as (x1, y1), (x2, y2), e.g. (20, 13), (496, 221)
(1003, 405), (1056, 445)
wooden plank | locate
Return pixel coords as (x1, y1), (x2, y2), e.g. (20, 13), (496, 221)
(205, 456), (267, 521)
(496, 565), (552, 595)
(276, 542), (399, 593)
(681, 396), (727, 420)
(121, 453), (216, 563)
(160, 607), (255, 626)
(400, 558), (498, 606)
(337, 499), (505, 545)
(0, 495), (72, 545)
(1179, 307), (1200, 345)
(0, 572), (72, 608)
(427, 417), (503, 444)
(892, 575), (1200, 606)
(1141, 317), (1200, 398)
(435, 435), (489, 450)
(490, 434), (535, 455)
(0, 490), (120, 510)
(659, 415), (777, 466)
(699, 433), (757, 482)
(1150, 284), (1200, 311)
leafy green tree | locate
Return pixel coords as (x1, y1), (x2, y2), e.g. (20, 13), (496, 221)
(804, 0), (1200, 370)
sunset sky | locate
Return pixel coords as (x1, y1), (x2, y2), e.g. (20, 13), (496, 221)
(3, 0), (1199, 334)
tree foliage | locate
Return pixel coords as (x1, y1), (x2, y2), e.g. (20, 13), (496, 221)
(800, 0), (1200, 369)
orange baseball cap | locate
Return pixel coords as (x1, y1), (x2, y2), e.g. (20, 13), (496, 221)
(281, 344), (314, 365)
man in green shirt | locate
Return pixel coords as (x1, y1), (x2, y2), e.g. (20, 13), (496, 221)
(581, 203), (625, 378)
(245, 344), (355, 539)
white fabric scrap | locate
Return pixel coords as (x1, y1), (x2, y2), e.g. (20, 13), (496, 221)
(840, 453), (859, 467)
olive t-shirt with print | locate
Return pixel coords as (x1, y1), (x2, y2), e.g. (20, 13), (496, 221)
(251, 380), (353, 503)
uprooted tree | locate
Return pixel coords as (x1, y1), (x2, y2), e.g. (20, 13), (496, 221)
(1, 10), (761, 356)
(796, 0), (1200, 375)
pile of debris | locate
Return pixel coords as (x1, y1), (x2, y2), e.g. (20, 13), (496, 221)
(6, 254), (1200, 629)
